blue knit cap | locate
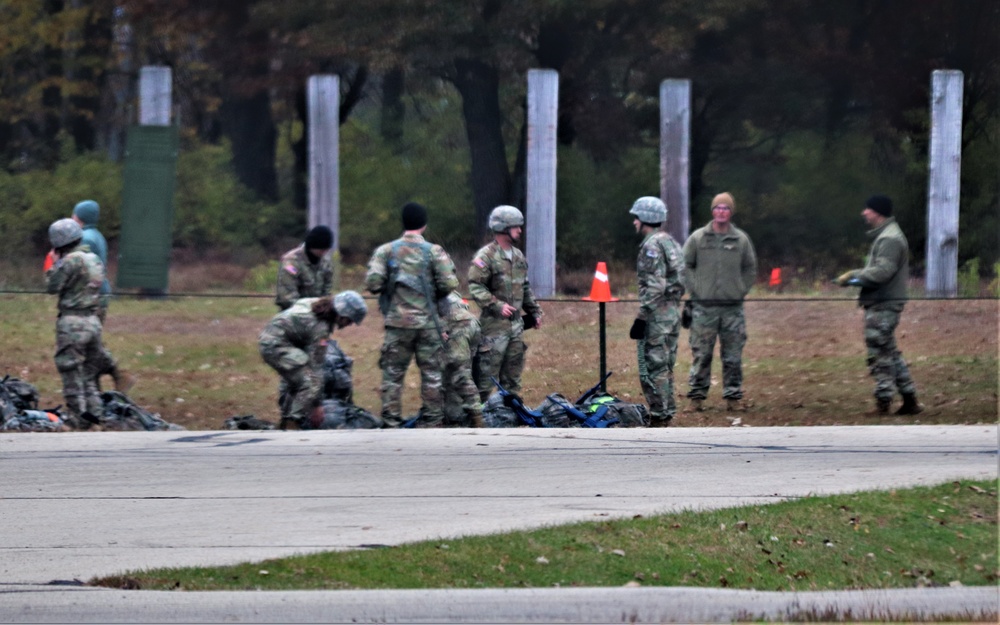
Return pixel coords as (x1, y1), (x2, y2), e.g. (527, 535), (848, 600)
(73, 200), (100, 226)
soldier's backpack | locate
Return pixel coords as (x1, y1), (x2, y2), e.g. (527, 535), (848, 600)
(311, 398), (383, 430)
(100, 391), (186, 431)
(578, 394), (650, 428)
(1, 409), (66, 432)
(0, 375), (41, 423)
(322, 340), (354, 402)
(481, 392), (524, 428)
(223, 415), (276, 430)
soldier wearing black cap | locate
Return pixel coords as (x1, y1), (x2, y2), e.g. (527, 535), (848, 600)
(275, 225), (334, 311)
(836, 195), (922, 415)
(365, 202), (459, 427)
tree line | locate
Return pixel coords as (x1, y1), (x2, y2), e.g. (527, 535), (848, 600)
(0, 0), (996, 277)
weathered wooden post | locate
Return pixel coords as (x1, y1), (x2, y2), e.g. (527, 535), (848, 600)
(139, 66), (171, 126)
(307, 75), (340, 239)
(526, 69), (558, 298)
(925, 70), (963, 297)
(660, 79), (691, 243)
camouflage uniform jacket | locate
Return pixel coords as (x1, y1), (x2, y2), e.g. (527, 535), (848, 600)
(365, 233), (459, 329)
(275, 245), (333, 310)
(258, 298), (332, 369)
(468, 241), (542, 330)
(45, 243), (104, 315)
(854, 217), (909, 312)
(445, 296), (481, 361)
(682, 222), (757, 304)
(636, 231), (684, 321)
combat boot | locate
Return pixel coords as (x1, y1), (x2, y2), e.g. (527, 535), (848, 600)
(279, 417), (302, 430)
(649, 417), (672, 428)
(685, 398), (704, 412)
(726, 398), (747, 412)
(871, 397), (891, 415)
(112, 368), (136, 394)
(895, 393), (924, 415)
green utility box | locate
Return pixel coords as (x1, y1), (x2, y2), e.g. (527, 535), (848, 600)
(116, 125), (179, 291)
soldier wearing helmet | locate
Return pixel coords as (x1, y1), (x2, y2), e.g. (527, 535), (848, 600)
(45, 218), (111, 429)
(628, 196), (685, 426)
(258, 291), (367, 429)
(681, 192), (757, 413)
(468, 205), (543, 401)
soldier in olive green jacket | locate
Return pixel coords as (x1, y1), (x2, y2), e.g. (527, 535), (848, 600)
(836, 195), (922, 415)
(468, 205), (543, 402)
(45, 218), (109, 429)
(275, 225), (334, 311)
(365, 203), (459, 427)
(682, 192), (757, 412)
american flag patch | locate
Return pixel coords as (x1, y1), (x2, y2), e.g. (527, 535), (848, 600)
(473, 258), (486, 268)
(283, 264), (298, 275)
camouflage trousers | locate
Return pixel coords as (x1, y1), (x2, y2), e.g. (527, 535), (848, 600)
(686, 304), (746, 401)
(379, 327), (445, 427)
(443, 320), (482, 427)
(637, 308), (680, 422)
(864, 307), (917, 401)
(475, 326), (526, 402)
(54, 314), (105, 424)
(258, 342), (322, 424)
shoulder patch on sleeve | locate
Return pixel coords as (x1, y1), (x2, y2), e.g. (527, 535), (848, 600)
(283, 264), (298, 275)
(645, 248), (659, 258)
(473, 258), (486, 268)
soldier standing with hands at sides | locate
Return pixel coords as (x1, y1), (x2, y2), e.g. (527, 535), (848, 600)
(258, 292), (367, 430)
(365, 203), (459, 428)
(628, 197), (685, 427)
(836, 195), (922, 416)
(468, 205), (543, 402)
(275, 225), (334, 311)
(45, 219), (113, 430)
(682, 192), (757, 412)
(70, 200), (135, 393)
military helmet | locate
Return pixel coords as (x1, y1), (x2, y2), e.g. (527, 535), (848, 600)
(333, 290), (368, 325)
(48, 218), (83, 249)
(629, 196), (667, 224)
(488, 205), (524, 233)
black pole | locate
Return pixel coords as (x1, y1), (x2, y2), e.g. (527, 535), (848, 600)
(599, 302), (607, 392)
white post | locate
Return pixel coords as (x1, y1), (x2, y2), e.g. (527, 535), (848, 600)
(526, 69), (558, 298)
(308, 75), (340, 242)
(925, 70), (963, 297)
(139, 66), (171, 126)
(660, 79), (691, 243)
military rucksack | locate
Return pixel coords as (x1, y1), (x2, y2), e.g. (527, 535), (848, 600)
(312, 399), (383, 429)
(0, 375), (41, 423)
(322, 340), (354, 402)
(223, 415), (276, 430)
(100, 391), (186, 431)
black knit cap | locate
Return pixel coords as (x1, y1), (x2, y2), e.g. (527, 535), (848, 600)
(866, 195), (893, 217)
(304, 225), (334, 249)
(402, 202), (428, 230)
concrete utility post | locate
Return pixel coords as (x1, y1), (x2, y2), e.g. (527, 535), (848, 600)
(307, 75), (340, 242)
(660, 79), (691, 243)
(139, 66), (171, 126)
(526, 69), (558, 298)
(925, 70), (963, 297)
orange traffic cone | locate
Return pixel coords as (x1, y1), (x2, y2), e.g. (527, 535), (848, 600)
(769, 268), (782, 290)
(582, 262), (619, 302)
(43, 250), (55, 272)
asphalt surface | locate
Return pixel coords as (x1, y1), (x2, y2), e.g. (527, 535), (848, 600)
(1, 425), (996, 623)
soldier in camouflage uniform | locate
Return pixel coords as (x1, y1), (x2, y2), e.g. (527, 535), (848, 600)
(275, 225), (334, 311)
(258, 291), (367, 429)
(627, 197), (684, 426)
(441, 291), (483, 427)
(682, 192), (757, 412)
(71, 200), (135, 394)
(468, 205), (543, 402)
(365, 203), (459, 428)
(45, 218), (110, 429)
(836, 195), (922, 415)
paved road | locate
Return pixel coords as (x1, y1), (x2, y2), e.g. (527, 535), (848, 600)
(1, 425), (996, 622)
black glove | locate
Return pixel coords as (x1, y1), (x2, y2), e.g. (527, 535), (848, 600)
(681, 301), (693, 329)
(629, 318), (646, 340)
(522, 312), (537, 330)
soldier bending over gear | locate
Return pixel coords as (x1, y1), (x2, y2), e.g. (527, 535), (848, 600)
(258, 291), (367, 430)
